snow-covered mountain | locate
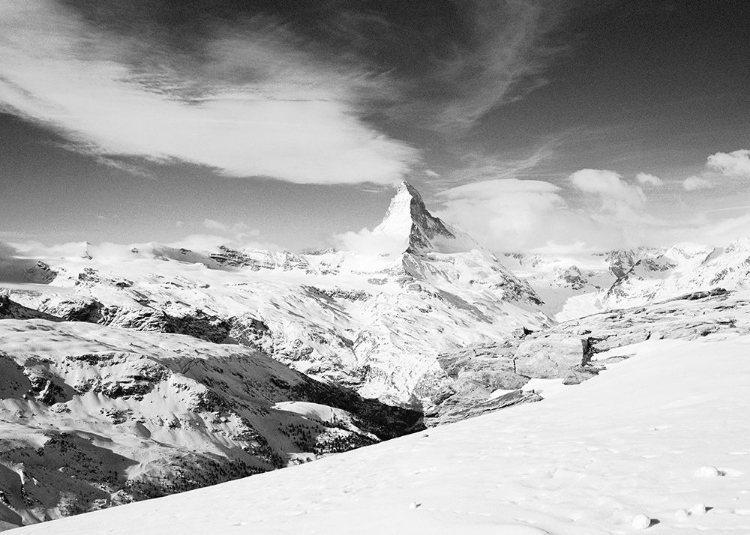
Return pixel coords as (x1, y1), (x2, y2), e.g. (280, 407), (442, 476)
(3, 183), (548, 409)
(10, 289), (750, 535)
(502, 238), (750, 320)
(603, 239), (750, 307)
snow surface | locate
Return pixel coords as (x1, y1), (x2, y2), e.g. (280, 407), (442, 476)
(12, 333), (750, 534)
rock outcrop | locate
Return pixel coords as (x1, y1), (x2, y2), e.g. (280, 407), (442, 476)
(424, 288), (750, 425)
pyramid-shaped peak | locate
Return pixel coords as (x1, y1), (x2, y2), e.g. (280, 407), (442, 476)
(385, 181), (429, 221)
(395, 181), (424, 202)
(374, 181), (456, 253)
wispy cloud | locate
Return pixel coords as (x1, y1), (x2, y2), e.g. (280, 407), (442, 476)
(0, 1), (417, 185)
(431, 1), (567, 132)
(440, 140), (559, 188)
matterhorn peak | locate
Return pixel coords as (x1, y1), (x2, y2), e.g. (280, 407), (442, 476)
(373, 181), (457, 253)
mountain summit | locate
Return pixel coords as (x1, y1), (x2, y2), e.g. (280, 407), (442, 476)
(373, 182), (458, 254)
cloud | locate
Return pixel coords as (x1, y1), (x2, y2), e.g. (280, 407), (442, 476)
(434, 178), (603, 252)
(435, 179), (566, 242)
(5, 232), (283, 265)
(687, 214), (750, 245)
(431, 1), (567, 131)
(636, 172), (664, 187)
(0, 1), (417, 185)
(706, 149), (750, 179)
(569, 169), (646, 216)
(441, 141), (558, 188)
(165, 233), (280, 253)
(6, 240), (91, 260)
(432, 173), (686, 253)
(682, 176), (714, 191)
(202, 219), (227, 231)
(332, 227), (407, 256)
(200, 219), (265, 247)
(431, 149), (750, 253)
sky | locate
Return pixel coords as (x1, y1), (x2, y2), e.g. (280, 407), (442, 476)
(1, 0), (749, 255)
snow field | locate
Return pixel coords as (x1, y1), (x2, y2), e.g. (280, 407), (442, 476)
(12, 334), (750, 534)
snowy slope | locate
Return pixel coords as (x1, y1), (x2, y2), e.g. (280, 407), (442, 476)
(11, 302), (750, 534)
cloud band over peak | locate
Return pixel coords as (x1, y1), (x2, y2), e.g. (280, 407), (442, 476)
(0, 1), (417, 185)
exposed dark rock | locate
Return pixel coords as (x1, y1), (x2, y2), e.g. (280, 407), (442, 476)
(210, 246), (311, 272)
(426, 389), (542, 426)
(309, 287), (370, 302)
(35, 298), (234, 344)
(288, 380), (424, 440)
(563, 366), (600, 385)
(666, 287), (729, 302)
(76, 268), (132, 289)
(0, 295), (57, 321)
(513, 334), (586, 378)
(561, 266), (587, 290)
(228, 315), (272, 350)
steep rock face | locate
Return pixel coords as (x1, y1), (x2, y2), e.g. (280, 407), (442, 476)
(0, 320), (422, 526)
